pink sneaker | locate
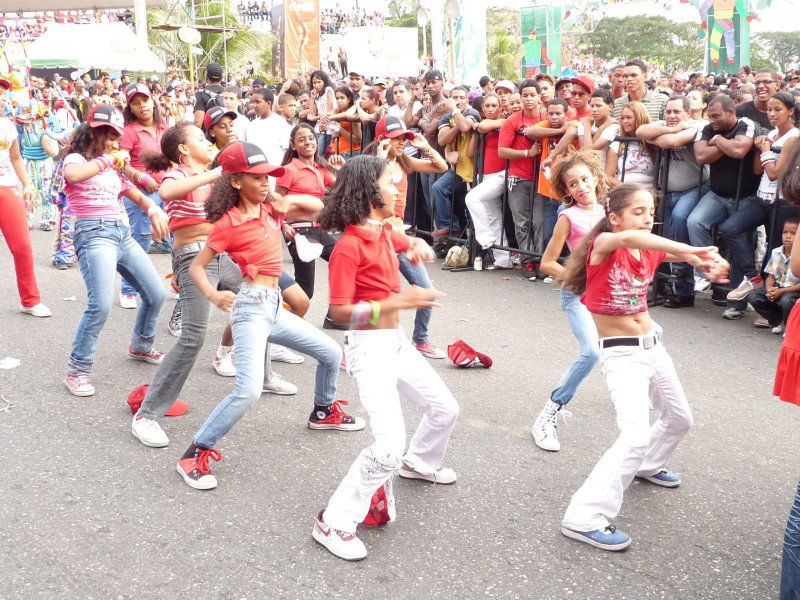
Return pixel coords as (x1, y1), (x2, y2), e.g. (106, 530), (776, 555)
(128, 347), (165, 365)
(65, 374), (95, 397)
(415, 341), (446, 359)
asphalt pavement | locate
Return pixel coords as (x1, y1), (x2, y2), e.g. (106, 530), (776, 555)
(0, 228), (796, 600)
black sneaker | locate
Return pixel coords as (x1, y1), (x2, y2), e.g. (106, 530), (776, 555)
(308, 400), (366, 431)
(663, 295), (694, 309)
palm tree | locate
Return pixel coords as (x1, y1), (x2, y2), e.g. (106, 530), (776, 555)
(488, 30), (519, 81)
(146, 0), (274, 81)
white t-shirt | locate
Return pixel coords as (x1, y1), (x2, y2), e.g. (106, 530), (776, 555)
(232, 113), (250, 142)
(245, 113), (293, 189)
(757, 127), (799, 202)
(576, 121), (619, 142)
(0, 118), (19, 187)
(609, 139), (656, 185)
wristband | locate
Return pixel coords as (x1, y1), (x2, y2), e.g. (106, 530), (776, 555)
(349, 301), (372, 327)
(368, 300), (381, 325)
(94, 156), (113, 171)
(760, 151), (777, 164)
(524, 148), (529, 158)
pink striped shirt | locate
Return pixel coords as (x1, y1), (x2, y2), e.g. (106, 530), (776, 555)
(161, 166), (210, 232)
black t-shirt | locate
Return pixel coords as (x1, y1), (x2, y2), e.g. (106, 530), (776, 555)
(735, 101), (771, 135)
(193, 83), (225, 113)
(699, 118), (759, 198)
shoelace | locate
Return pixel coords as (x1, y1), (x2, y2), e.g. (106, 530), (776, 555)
(604, 525), (617, 534)
(328, 400), (351, 423)
(194, 448), (222, 475)
(74, 375), (91, 386)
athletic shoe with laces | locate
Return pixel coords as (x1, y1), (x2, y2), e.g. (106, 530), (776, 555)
(727, 275), (763, 301)
(415, 341), (446, 359)
(398, 463), (457, 484)
(176, 445), (221, 490)
(695, 277), (712, 293)
(270, 344), (305, 364)
(20, 302), (52, 317)
(636, 468), (681, 488)
(532, 398), (570, 452)
(168, 302), (182, 337)
(119, 292), (137, 309)
(64, 374), (95, 397)
(262, 370), (297, 395)
(213, 345), (236, 377)
(308, 400), (366, 431)
(312, 509), (367, 561)
(561, 524), (632, 551)
(773, 324), (785, 335)
(722, 308), (744, 320)
(128, 347), (165, 365)
(131, 414), (169, 448)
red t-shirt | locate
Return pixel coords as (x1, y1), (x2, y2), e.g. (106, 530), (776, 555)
(275, 157), (335, 198)
(582, 237), (665, 316)
(206, 202), (285, 279)
(161, 166), (210, 232)
(498, 111), (542, 180)
(328, 224), (412, 304)
(482, 130), (505, 175)
(120, 121), (168, 186)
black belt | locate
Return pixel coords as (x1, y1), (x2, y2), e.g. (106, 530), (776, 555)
(600, 334), (658, 350)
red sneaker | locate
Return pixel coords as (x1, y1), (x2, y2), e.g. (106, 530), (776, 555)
(176, 446), (221, 490)
(308, 400), (366, 431)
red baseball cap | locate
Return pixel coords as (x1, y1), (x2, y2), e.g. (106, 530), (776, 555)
(127, 384), (188, 417)
(570, 75), (595, 94)
(375, 115), (414, 140)
(87, 104), (125, 136)
(0, 74), (10, 90)
(125, 82), (151, 102)
(218, 142), (285, 177)
(447, 339), (493, 368)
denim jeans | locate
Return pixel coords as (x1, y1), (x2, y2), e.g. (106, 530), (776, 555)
(137, 247), (242, 420)
(665, 185), (708, 298)
(397, 252), (432, 345)
(719, 195), (770, 281)
(431, 169), (466, 231)
(419, 171), (443, 221)
(746, 287), (800, 328)
(193, 283), (341, 449)
(781, 479), (800, 600)
(551, 290), (600, 405)
(508, 179), (536, 266)
(687, 190), (757, 310)
(537, 194), (561, 254)
(67, 218), (166, 375)
(121, 191), (170, 296)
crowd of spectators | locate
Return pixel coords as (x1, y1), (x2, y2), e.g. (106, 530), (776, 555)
(236, 2), (271, 25)
(0, 10), (133, 41)
(320, 7), (385, 34)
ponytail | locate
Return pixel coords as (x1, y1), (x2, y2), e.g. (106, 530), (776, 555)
(140, 121), (194, 172)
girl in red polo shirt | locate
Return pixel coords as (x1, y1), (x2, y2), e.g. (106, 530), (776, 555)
(558, 183), (728, 552)
(312, 155), (460, 561)
(177, 142), (364, 491)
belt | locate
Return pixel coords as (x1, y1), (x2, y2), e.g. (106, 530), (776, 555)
(173, 241), (205, 259)
(599, 333), (658, 350)
(289, 221), (320, 229)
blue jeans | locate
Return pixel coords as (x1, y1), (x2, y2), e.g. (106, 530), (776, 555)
(550, 289), (600, 405)
(420, 171), (443, 221)
(432, 169), (466, 231)
(121, 191), (170, 296)
(193, 283), (341, 449)
(782, 479), (800, 600)
(67, 219), (166, 375)
(543, 196), (561, 252)
(397, 252), (432, 345)
(665, 185), (708, 297)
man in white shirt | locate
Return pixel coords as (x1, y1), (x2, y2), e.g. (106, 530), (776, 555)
(221, 85), (250, 141)
(245, 87), (292, 188)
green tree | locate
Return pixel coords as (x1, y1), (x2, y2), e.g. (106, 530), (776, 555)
(754, 32), (800, 71)
(581, 15), (703, 70)
(488, 30), (518, 81)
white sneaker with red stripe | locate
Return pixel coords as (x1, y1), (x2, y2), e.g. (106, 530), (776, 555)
(312, 510), (367, 561)
(415, 341), (446, 359)
(128, 347), (165, 365)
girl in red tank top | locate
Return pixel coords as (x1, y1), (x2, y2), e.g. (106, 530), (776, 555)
(557, 183), (729, 552)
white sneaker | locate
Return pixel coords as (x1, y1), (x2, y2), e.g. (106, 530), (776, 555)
(542, 275), (554, 284)
(119, 293), (137, 309)
(213, 345), (236, 377)
(727, 276), (763, 301)
(312, 510), (367, 561)
(20, 302), (52, 317)
(695, 277), (712, 293)
(398, 463), (457, 484)
(131, 415), (169, 447)
(722, 308), (744, 320)
(270, 344), (305, 364)
(262, 371), (297, 395)
(532, 398), (570, 452)
(773, 324), (785, 335)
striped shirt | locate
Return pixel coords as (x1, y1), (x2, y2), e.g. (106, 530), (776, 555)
(162, 166), (210, 232)
(612, 90), (668, 122)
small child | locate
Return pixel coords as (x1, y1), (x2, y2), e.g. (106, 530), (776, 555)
(277, 93), (297, 124)
(747, 217), (800, 335)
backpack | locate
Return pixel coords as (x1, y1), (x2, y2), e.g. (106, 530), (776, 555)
(361, 479), (396, 526)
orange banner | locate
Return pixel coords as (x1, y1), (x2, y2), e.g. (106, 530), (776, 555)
(284, 0), (319, 78)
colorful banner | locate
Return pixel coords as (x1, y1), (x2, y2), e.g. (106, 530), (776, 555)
(284, 0), (319, 78)
(520, 5), (562, 78)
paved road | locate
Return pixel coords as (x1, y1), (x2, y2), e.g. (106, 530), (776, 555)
(0, 229), (795, 600)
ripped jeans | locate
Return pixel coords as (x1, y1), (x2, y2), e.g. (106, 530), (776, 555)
(781, 479), (800, 600)
(322, 327), (460, 534)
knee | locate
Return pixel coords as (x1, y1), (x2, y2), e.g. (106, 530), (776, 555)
(582, 343), (601, 365)
(670, 406), (694, 436)
(717, 219), (736, 240)
(434, 394), (460, 428)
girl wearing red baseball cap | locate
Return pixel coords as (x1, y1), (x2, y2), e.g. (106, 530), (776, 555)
(312, 155), (459, 561)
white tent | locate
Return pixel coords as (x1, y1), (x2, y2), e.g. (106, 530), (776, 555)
(25, 22), (165, 72)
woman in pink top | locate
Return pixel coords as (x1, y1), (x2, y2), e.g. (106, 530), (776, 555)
(0, 74), (50, 317)
(62, 104), (169, 398)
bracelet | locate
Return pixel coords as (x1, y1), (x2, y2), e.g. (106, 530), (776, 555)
(93, 156), (113, 172)
(349, 301), (372, 327)
(368, 300), (381, 325)
(760, 151), (777, 164)
(524, 149), (529, 158)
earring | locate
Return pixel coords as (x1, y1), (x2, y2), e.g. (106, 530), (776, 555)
(563, 194), (575, 207)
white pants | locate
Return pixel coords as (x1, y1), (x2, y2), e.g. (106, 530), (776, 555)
(562, 337), (693, 532)
(464, 171), (511, 268)
(323, 327), (459, 533)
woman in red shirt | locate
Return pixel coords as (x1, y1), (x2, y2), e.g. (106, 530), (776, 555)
(176, 142), (364, 491)
(558, 183), (728, 551)
(312, 155), (460, 561)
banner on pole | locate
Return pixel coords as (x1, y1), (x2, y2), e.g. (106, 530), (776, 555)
(284, 0), (319, 78)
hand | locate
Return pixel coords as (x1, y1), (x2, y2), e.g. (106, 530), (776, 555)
(143, 176), (159, 194)
(211, 290), (237, 312)
(376, 138), (391, 159)
(319, 114), (330, 128)
(530, 142), (542, 157)
(328, 154), (345, 169)
(754, 135), (767, 147)
(406, 238), (436, 264)
(442, 98), (457, 113)
(108, 150), (129, 170)
(147, 207), (170, 242)
(768, 286), (784, 301)
(209, 165), (223, 180)
(409, 134), (429, 151)
(22, 183), (35, 211)
(523, 125), (538, 138)
(541, 157), (553, 171)
(761, 138), (772, 153)
(390, 285), (445, 310)
(310, 88), (319, 99)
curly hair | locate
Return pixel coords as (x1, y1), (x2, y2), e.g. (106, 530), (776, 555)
(69, 123), (114, 160)
(318, 155), (388, 230)
(141, 121), (194, 172)
(204, 173), (241, 223)
(551, 148), (608, 205)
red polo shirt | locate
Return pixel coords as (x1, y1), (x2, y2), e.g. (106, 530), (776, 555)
(120, 120), (168, 186)
(329, 224), (412, 305)
(206, 202), (285, 279)
(498, 110), (542, 180)
(276, 157), (335, 198)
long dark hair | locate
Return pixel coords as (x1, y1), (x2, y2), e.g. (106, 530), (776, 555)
(70, 123), (115, 160)
(334, 86), (355, 109)
(559, 183), (647, 295)
(310, 69), (333, 93)
(141, 121), (194, 172)
(204, 174), (240, 223)
(318, 155), (388, 230)
(281, 122), (330, 170)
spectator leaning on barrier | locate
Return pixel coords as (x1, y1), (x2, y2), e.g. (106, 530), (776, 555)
(569, 75), (594, 120)
(637, 95), (710, 308)
(689, 94), (760, 320)
(605, 101), (657, 189)
(494, 80), (516, 116)
(737, 68), (780, 132)
(613, 59), (668, 122)
(416, 70), (448, 216)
